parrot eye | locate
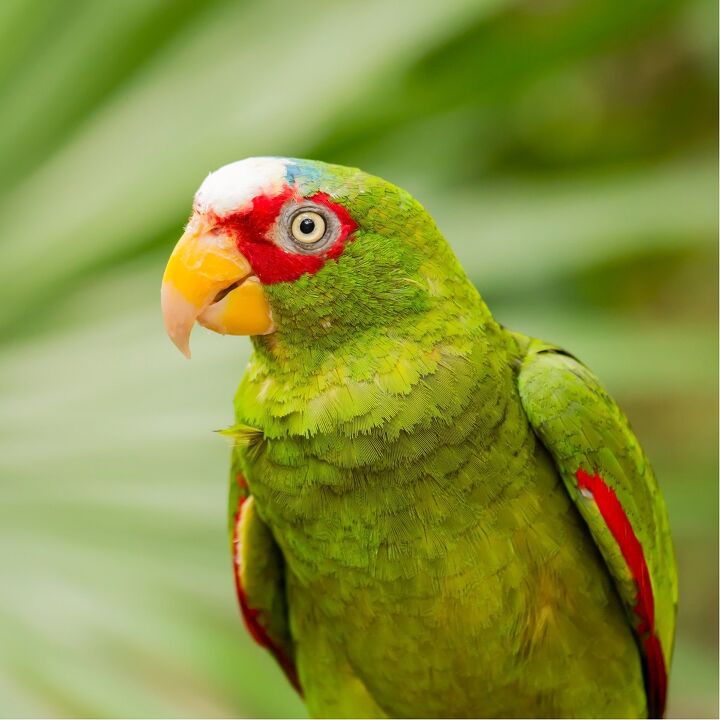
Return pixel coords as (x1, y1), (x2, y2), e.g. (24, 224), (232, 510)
(277, 201), (340, 255)
(290, 211), (326, 244)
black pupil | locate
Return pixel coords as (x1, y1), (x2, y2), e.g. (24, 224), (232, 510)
(299, 217), (316, 235)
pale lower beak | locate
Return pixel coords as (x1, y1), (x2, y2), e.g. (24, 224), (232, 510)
(161, 218), (274, 357)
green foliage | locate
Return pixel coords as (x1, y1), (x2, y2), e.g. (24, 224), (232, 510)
(0, 0), (715, 717)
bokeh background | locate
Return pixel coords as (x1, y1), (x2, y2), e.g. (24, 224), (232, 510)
(0, 0), (716, 717)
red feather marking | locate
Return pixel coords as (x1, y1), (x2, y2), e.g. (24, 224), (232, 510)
(216, 190), (357, 284)
(576, 469), (667, 718)
(232, 476), (301, 693)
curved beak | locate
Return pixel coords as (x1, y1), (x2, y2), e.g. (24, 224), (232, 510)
(161, 217), (274, 358)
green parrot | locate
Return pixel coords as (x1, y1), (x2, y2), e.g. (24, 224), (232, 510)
(161, 157), (677, 718)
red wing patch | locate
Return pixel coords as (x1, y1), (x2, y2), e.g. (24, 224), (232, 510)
(232, 477), (301, 694)
(576, 469), (667, 718)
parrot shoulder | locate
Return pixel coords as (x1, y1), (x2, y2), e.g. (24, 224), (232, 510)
(515, 335), (678, 718)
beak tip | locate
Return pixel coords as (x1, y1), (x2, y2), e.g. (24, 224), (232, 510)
(161, 283), (196, 359)
(168, 329), (193, 359)
(172, 337), (192, 359)
(167, 330), (192, 359)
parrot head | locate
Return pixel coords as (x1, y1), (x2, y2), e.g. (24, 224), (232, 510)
(161, 157), (467, 357)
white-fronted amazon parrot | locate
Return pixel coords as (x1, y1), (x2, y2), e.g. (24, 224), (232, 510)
(161, 157), (677, 718)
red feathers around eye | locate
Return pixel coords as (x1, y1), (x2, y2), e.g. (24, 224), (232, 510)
(216, 190), (357, 284)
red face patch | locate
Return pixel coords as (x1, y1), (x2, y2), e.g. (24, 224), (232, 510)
(213, 189), (357, 284)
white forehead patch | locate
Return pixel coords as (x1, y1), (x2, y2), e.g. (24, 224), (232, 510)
(193, 157), (289, 217)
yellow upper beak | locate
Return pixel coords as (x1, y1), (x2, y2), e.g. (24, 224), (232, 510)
(161, 216), (274, 357)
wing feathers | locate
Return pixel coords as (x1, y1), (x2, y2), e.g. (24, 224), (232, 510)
(517, 338), (677, 718)
(576, 469), (667, 718)
(231, 475), (301, 694)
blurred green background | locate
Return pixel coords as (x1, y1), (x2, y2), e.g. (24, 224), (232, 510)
(0, 0), (716, 717)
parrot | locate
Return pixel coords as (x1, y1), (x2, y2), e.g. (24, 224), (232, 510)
(160, 157), (677, 718)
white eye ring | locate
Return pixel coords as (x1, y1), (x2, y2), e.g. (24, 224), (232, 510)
(290, 211), (326, 244)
